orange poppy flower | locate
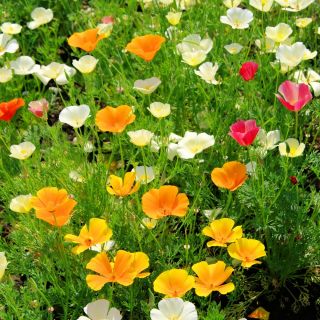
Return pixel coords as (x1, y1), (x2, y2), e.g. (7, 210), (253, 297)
(142, 185), (189, 219)
(248, 307), (270, 320)
(31, 187), (77, 227)
(86, 250), (150, 291)
(0, 98), (25, 121)
(64, 218), (112, 254)
(211, 161), (247, 191)
(125, 34), (165, 62)
(95, 105), (135, 133)
(68, 28), (104, 52)
(106, 172), (140, 196)
(153, 269), (195, 298)
(192, 261), (235, 296)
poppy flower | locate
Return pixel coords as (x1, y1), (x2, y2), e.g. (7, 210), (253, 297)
(0, 98), (25, 121)
(227, 238), (266, 268)
(127, 129), (154, 147)
(192, 261), (235, 296)
(276, 80), (312, 112)
(142, 185), (189, 219)
(31, 187), (77, 227)
(106, 172), (140, 196)
(78, 299), (122, 320)
(153, 269), (195, 298)
(211, 161), (247, 191)
(68, 28), (104, 52)
(278, 138), (305, 157)
(64, 218), (113, 254)
(9, 141), (36, 160)
(229, 119), (260, 146)
(95, 105), (135, 133)
(0, 252), (8, 280)
(248, 307), (270, 320)
(239, 61), (259, 81)
(202, 218), (242, 247)
(86, 250), (150, 290)
(125, 35), (165, 62)
(9, 194), (33, 213)
(28, 98), (49, 118)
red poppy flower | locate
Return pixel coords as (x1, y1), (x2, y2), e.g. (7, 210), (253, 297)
(229, 119), (260, 146)
(239, 61), (258, 81)
(0, 98), (25, 121)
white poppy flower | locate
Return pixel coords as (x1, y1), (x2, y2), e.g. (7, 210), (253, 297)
(148, 102), (171, 118)
(195, 62), (221, 85)
(283, 0), (315, 12)
(0, 252), (8, 280)
(127, 129), (154, 147)
(10, 56), (40, 75)
(279, 138), (305, 157)
(275, 42), (306, 70)
(176, 0), (197, 10)
(9, 194), (33, 213)
(59, 105), (90, 128)
(295, 17), (312, 28)
(265, 23), (292, 43)
(141, 217), (157, 229)
(275, 0), (290, 6)
(1, 23), (22, 35)
(166, 11), (182, 26)
(132, 166), (155, 184)
(176, 34), (213, 55)
(133, 77), (161, 94)
(69, 170), (85, 182)
(250, 0), (274, 12)
(181, 50), (207, 66)
(77, 299), (122, 320)
(293, 69), (320, 96)
(0, 33), (19, 56)
(27, 7), (53, 30)
(223, 0), (242, 8)
(9, 142), (36, 160)
(150, 298), (198, 320)
(72, 55), (98, 74)
(224, 43), (243, 54)
(256, 129), (280, 150)
(220, 8), (254, 29)
(90, 241), (115, 252)
(35, 62), (76, 85)
(0, 67), (13, 83)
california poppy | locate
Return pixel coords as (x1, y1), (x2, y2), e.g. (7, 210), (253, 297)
(248, 307), (270, 320)
(86, 250), (150, 290)
(239, 61), (258, 81)
(95, 105), (135, 133)
(126, 35), (165, 62)
(211, 161), (247, 191)
(142, 185), (189, 219)
(31, 187), (77, 227)
(106, 172), (140, 196)
(68, 28), (104, 52)
(229, 119), (260, 146)
(0, 98), (24, 121)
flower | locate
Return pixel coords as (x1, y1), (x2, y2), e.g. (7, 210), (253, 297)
(10, 56), (40, 75)
(95, 105), (135, 133)
(69, 170), (85, 183)
(224, 43), (243, 54)
(125, 35), (165, 62)
(28, 98), (49, 118)
(176, 34), (213, 55)
(181, 51), (207, 67)
(9, 141), (36, 160)
(133, 77), (161, 94)
(195, 62), (221, 85)
(249, 0), (274, 12)
(65, 218), (112, 254)
(31, 187), (77, 227)
(223, 0), (242, 8)
(276, 80), (312, 112)
(133, 166), (155, 184)
(265, 23), (292, 43)
(9, 194), (33, 213)
(227, 238), (266, 268)
(153, 269), (195, 298)
(0, 98), (25, 121)
(127, 129), (154, 147)
(293, 69), (320, 97)
(211, 161), (247, 191)
(72, 55), (99, 74)
(35, 62), (76, 85)
(150, 298), (198, 320)
(166, 11), (182, 26)
(59, 105), (90, 128)
(101, 16), (114, 24)
(229, 120), (260, 146)
(247, 307), (270, 320)
(142, 185), (189, 219)
(77, 299), (122, 320)
(96, 23), (113, 38)
(220, 8), (254, 29)
(0, 67), (13, 83)
(0, 252), (8, 280)
(68, 28), (104, 52)
(107, 172), (140, 196)
(239, 62), (258, 81)
(295, 17), (312, 28)
(1, 23), (22, 35)
(202, 218), (242, 247)
(27, 7), (53, 29)
(0, 33), (19, 56)
(278, 138), (305, 157)
(283, 0), (315, 12)
(256, 129), (280, 151)
(86, 250), (150, 290)
(192, 261), (235, 296)
(290, 176), (298, 185)
(141, 218), (158, 229)
(148, 102), (171, 118)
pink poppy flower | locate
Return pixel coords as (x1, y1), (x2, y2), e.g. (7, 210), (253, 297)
(101, 16), (114, 24)
(239, 61), (258, 81)
(28, 98), (49, 118)
(229, 120), (260, 146)
(276, 80), (312, 112)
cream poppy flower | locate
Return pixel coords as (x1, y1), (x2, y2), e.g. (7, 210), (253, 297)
(148, 102), (171, 118)
(127, 129), (154, 147)
(220, 8), (254, 29)
(27, 7), (53, 30)
(265, 23), (292, 43)
(283, 0), (315, 12)
(166, 11), (182, 26)
(72, 55), (99, 74)
(59, 105), (90, 128)
(10, 56), (40, 75)
(295, 17), (312, 28)
(176, 34), (213, 55)
(35, 62), (76, 85)
(275, 42), (306, 71)
(0, 253), (8, 281)
(69, 170), (85, 183)
(275, 0), (290, 6)
(250, 0), (274, 11)
(293, 69), (320, 96)
(181, 50), (207, 66)
(194, 62), (221, 85)
(141, 218), (157, 229)
(256, 129), (280, 155)
(176, 0), (197, 10)
(96, 23), (113, 37)
(133, 166), (155, 184)
(0, 33), (19, 56)
(1, 23), (22, 35)
(9, 142), (36, 160)
(9, 194), (33, 213)
(133, 77), (161, 94)
(224, 43), (243, 54)
(279, 138), (305, 157)
(0, 67), (13, 83)
(223, 0), (242, 8)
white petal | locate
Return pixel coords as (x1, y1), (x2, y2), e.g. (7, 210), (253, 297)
(84, 299), (110, 319)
